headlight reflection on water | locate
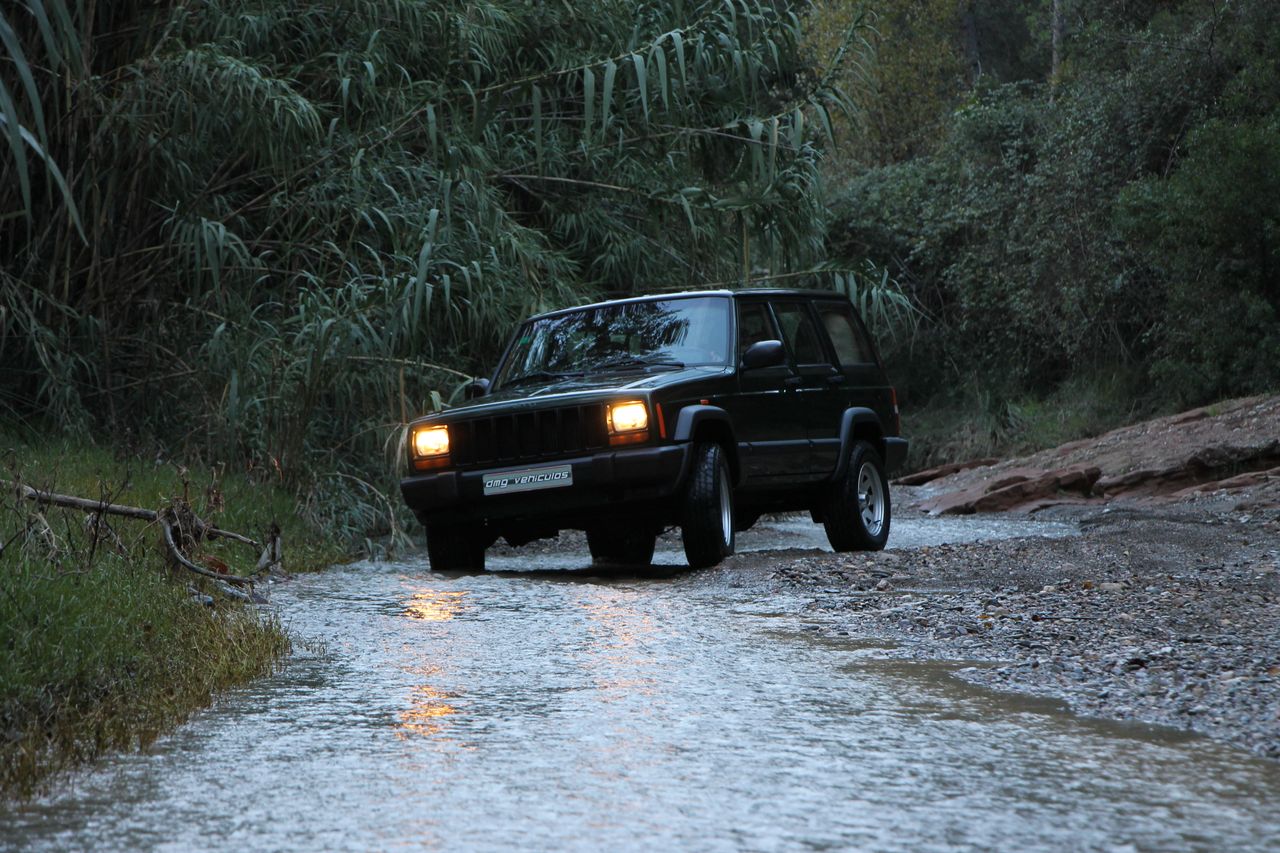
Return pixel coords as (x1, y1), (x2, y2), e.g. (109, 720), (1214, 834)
(398, 685), (460, 739)
(402, 588), (468, 622)
(398, 587), (470, 741)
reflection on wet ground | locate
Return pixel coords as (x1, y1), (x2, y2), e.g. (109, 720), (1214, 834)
(3, 516), (1277, 851)
(402, 588), (469, 621)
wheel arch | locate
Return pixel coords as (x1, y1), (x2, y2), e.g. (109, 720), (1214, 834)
(834, 407), (885, 480)
(673, 404), (740, 485)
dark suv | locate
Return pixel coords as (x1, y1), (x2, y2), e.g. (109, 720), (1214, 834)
(400, 289), (907, 570)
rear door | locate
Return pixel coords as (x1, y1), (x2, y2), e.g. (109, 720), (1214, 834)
(770, 300), (846, 475)
(813, 299), (894, 452)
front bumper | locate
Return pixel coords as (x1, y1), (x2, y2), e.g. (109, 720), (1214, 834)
(401, 443), (690, 525)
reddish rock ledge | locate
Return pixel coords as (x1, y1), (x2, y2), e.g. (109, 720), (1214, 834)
(902, 395), (1280, 515)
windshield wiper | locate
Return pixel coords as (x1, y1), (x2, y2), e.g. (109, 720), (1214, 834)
(502, 370), (583, 388)
(590, 355), (686, 372)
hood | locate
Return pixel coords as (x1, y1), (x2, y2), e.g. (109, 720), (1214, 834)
(422, 366), (730, 420)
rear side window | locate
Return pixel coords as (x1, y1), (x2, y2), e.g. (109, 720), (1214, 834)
(772, 302), (826, 365)
(817, 303), (875, 366)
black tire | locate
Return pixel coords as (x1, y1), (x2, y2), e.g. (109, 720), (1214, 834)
(822, 440), (891, 552)
(426, 523), (486, 571)
(680, 442), (735, 568)
(586, 527), (657, 566)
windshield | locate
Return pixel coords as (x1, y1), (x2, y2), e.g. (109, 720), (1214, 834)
(495, 296), (731, 388)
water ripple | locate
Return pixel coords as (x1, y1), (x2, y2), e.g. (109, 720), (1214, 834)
(3, 516), (1277, 852)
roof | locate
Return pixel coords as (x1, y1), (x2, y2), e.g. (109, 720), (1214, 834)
(526, 287), (847, 321)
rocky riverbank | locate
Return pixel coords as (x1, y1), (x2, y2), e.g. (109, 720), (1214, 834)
(771, 401), (1280, 759)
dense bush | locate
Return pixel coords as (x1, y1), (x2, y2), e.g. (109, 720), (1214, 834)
(1118, 111), (1280, 401)
(825, 0), (1280, 410)
(0, 0), (884, 538)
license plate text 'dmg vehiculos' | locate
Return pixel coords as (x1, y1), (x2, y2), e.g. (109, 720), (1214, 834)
(482, 464), (574, 496)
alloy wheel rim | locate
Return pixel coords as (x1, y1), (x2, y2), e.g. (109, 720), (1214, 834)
(856, 462), (885, 537)
(718, 465), (733, 546)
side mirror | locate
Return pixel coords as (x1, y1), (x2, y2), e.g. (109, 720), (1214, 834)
(464, 378), (491, 399)
(741, 339), (786, 370)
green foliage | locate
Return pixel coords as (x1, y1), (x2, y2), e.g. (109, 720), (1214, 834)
(826, 0), (1280, 413)
(0, 0), (870, 542)
(0, 437), (338, 795)
(1118, 112), (1280, 402)
(826, 0), (969, 165)
(905, 368), (1147, 471)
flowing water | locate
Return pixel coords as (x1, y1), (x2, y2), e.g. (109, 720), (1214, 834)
(4, 517), (1278, 851)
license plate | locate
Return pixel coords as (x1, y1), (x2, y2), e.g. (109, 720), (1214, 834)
(482, 464), (573, 496)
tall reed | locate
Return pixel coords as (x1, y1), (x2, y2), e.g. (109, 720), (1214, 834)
(1, 1), (911, 541)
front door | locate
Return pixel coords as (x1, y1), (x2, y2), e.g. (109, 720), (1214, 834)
(726, 299), (807, 481)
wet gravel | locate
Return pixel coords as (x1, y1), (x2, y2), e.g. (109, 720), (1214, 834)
(771, 495), (1280, 759)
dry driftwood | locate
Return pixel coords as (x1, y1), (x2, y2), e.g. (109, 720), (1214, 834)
(8, 481), (282, 598)
(10, 484), (260, 545)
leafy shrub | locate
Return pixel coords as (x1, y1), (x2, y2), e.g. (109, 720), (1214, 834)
(826, 0), (1280, 411)
(0, 1), (869, 542)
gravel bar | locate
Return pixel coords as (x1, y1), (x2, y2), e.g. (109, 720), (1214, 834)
(772, 497), (1280, 759)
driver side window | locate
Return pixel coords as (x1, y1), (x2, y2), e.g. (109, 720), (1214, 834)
(736, 302), (778, 361)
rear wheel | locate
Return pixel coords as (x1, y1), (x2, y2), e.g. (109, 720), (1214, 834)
(822, 440), (891, 552)
(426, 523), (486, 572)
(586, 527), (657, 566)
(681, 442), (735, 568)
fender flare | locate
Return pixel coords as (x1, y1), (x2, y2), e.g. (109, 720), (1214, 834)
(672, 404), (731, 441)
(833, 407), (884, 480)
(672, 405), (740, 484)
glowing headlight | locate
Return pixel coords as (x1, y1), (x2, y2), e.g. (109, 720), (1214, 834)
(412, 425), (450, 457)
(607, 401), (649, 434)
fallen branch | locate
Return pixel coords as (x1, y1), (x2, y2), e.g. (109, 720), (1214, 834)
(6, 480), (281, 598)
(256, 522), (284, 577)
(159, 513), (252, 587)
(17, 486), (157, 522)
(10, 483), (261, 548)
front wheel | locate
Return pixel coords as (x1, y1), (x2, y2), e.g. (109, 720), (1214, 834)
(681, 442), (735, 568)
(426, 523), (486, 572)
(822, 441), (891, 552)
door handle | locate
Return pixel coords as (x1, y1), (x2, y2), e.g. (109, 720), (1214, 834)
(825, 374), (844, 385)
(783, 376), (802, 387)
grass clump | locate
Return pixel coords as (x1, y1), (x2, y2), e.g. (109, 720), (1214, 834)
(0, 435), (344, 798)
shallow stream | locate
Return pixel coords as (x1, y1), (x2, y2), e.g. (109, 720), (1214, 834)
(4, 517), (1278, 851)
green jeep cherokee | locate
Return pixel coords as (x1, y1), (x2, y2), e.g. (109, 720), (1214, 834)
(400, 289), (908, 570)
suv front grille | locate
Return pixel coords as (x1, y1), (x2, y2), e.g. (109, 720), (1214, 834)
(448, 403), (609, 468)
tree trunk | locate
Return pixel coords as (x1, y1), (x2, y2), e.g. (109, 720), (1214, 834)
(959, 1), (982, 84)
(1051, 0), (1064, 83)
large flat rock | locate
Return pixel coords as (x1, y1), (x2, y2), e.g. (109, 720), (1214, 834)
(906, 395), (1280, 514)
